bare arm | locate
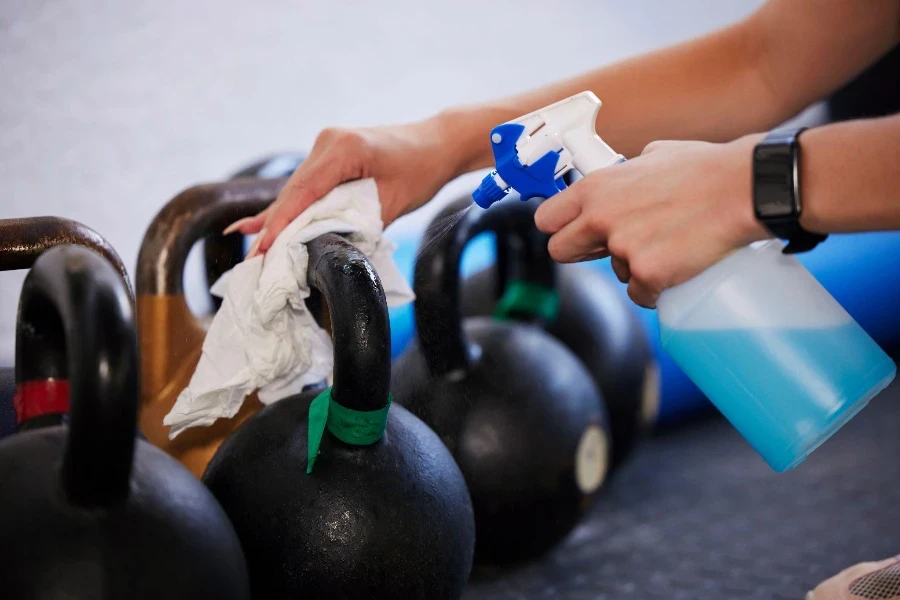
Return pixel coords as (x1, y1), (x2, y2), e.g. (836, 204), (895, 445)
(801, 113), (900, 233)
(446, 0), (900, 173)
(233, 0), (900, 257)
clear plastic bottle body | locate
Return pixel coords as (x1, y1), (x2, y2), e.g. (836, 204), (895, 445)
(658, 240), (896, 472)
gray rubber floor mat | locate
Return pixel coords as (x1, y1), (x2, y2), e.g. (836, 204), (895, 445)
(466, 376), (900, 599)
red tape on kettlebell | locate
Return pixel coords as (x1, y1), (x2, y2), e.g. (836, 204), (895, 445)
(13, 379), (70, 424)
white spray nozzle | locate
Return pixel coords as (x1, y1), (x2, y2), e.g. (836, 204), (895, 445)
(510, 91), (624, 177)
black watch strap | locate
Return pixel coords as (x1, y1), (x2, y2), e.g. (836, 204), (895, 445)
(753, 127), (827, 254)
(759, 217), (828, 254)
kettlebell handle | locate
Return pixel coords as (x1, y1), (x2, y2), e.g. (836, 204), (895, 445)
(16, 245), (139, 508)
(0, 217), (133, 302)
(203, 153), (308, 306)
(413, 196), (555, 377)
(136, 178), (287, 296)
(306, 234), (391, 412)
(483, 199), (555, 303)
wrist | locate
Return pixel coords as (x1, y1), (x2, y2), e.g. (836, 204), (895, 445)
(431, 103), (520, 177)
(750, 127), (830, 253)
(795, 126), (828, 234)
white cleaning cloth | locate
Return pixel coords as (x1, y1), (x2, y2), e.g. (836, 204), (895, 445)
(163, 178), (414, 438)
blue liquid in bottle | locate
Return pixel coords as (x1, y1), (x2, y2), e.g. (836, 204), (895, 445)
(661, 323), (896, 472)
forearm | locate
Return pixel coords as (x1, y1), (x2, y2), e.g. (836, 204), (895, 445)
(437, 0), (899, 177)
(800, 113), (900, 233)
(442, 18), (775, 172)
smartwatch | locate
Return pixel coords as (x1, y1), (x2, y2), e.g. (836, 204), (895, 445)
(752, 127), (827, 254)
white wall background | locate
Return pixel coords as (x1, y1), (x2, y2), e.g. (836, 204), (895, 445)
(0, 0), (764, 364)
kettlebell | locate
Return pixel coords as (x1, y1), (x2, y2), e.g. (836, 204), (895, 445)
(203, 233), (475, 599)
(455, 195), (659, 469)
(204, 151), (307, 310)
(0, 216), (132, 437)
(391, 202), (610, 566)
(136, 178), (287, 477)
(0, 244), (249, 599)
(0, 369), (12, 438)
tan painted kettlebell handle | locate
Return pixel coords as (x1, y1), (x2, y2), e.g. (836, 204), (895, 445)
(135, 178), (286, 478)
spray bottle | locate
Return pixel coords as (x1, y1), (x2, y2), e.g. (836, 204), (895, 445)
(472, 91), (896, 472)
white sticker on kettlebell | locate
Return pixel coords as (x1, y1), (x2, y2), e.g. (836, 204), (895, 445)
(641, 361), (661, 427)
(575, 425), (608, 494)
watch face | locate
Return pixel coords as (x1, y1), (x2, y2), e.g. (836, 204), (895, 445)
(753, 142), (800, 219)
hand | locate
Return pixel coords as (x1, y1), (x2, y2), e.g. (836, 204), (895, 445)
(534, 135), (770, 308)
(225, 117), (467, 258)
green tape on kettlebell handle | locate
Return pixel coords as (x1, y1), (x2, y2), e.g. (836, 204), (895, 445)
(327, 396), (392, 446)
(307, 387), (391, 474)
(493, 280), (560, 323)
(306, 388), (331, 473)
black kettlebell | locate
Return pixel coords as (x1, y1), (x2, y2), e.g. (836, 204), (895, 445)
(0, 369), (13, 438)
(0, 245), (250, 600)
(456, 195), (658, 469)
(391, 202), (610, 566)
(0, 216), (134, 438)
(203, 233), (475, 599)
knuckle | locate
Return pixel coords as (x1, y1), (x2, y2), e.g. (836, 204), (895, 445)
(569, 180), (591, 205)
(586, 207), (608, 233)
(316, 127), (340, 144)
(533, 206), (553, 233)
(642, 140), (666, 155)
(611, 260), (629, 284)
(317, 127), (363, 149)
(333, 128), (364, 150)
(546, 236), (562, 259)
(606, 232), (627, 257)
(546, 237), (568, 263)
(626, 284), (643, 305)
(626, 280), (647, 306)
(626, 281), (656, 309)
(628, 256), (657, 287)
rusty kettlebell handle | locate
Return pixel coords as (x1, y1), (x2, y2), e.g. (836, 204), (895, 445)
(136, 178), (287, 296)
(0, 217), (133, 301)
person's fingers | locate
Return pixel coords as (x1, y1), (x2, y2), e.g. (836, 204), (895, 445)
(626, 277), (659, 309)
(546, 215), (606, 263)
(580, 248), (612, 262)
(613, 219), (668, 309)
(253, 152), (359, 255)
(245, 232), (264, 259)
(223, 211), (268, 236)
(611, 256), (631, 283)
(534, 187), (583, 234)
